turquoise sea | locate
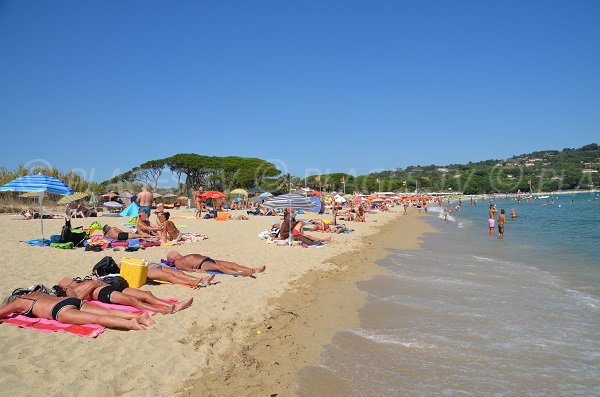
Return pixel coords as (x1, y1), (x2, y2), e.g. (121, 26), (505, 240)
(298, 192), (600, 396)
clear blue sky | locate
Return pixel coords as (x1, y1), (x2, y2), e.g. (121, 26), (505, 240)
(1, 0), (598, 185)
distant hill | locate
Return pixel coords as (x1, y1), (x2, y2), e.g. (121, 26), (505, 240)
(307, 144), (600, 194)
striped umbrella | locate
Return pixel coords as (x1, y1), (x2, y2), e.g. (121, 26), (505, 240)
(261, 193), (320, 212)
(0, 174), (74, 243)
(261, 194), (320, 245)
(57, 192), (89, 205)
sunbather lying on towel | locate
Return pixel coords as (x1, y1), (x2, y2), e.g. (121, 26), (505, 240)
(0, 289), (154, 330)
(166, 251), (266, 277)
(56, 277), (193, 314)
(103, 225), (159, 241)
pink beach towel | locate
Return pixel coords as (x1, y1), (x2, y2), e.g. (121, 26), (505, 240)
(2, 314), (105, 338)
(1, 299), (177, 337)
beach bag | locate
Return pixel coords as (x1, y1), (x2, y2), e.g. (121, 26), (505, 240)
(92, 256), (120, 277)
(60, 219), (88, 246)
(60, 219), (73, 244)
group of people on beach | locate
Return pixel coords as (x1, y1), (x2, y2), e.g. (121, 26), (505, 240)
(0, 249), (267, 331)
(2, 185), (403, 333)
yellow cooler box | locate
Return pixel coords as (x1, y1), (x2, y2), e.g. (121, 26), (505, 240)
(119, 258), (148, 288)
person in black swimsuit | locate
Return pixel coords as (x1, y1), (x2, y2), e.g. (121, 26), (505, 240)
(0, 291), (155, 330)
(102, 225), (158, 241)
(56, 277), (193, 315)
(166, 250), (266, 277)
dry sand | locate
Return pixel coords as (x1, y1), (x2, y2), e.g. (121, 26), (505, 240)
(0, 206), (434, 396)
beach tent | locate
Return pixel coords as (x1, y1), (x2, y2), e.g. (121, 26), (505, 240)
(0, 174), (74, 243)
(119, 202), (139, 217)
(308, 197), (324, 214)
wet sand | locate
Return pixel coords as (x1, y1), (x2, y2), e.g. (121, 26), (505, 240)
(182, 211), (435, 396)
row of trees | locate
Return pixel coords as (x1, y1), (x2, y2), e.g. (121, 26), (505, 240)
(2, 144), (598, 197)
(104, 154), (282, 195)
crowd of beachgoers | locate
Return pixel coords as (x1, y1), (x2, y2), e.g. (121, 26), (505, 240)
(1, 186), (436, 334)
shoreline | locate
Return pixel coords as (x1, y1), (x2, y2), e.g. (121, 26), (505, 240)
(181, 211), (436, 396)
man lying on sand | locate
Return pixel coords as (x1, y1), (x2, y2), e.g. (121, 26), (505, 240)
(103, 224), (159, 241)
(145, 262), (216, 288)
(0, 289), (154, 330)
(166, 251), (266, 277)
(56, 277), (193, 314)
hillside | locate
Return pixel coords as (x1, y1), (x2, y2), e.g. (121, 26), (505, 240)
(308, 144), (600, 194)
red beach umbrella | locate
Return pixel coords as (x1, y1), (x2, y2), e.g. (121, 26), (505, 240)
(201, 191), (226, 199)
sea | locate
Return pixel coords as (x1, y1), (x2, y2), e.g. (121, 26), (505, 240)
(297, 192), (600, 396)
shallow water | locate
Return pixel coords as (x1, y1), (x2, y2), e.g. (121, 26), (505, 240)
(297, 193), (600, 396)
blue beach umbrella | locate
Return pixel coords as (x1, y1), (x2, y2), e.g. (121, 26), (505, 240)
(0, 174), (74, 243)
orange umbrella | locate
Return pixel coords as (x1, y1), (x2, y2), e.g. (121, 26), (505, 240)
(178, 196), (189, 201)
(201, 191), (226, 199)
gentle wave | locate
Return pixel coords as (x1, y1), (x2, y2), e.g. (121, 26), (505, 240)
(350, 328), (437, 349)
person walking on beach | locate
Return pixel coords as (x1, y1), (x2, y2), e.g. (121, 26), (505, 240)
(194, 187), (204, 219)
(443, 208), (448, 223)
(498, 209), (506, 239)
(136, 186), (153, 217)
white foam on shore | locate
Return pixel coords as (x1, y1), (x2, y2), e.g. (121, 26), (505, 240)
(350, 328), (437, 349)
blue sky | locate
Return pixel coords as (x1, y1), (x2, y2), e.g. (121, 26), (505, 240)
(0, 0), (598, 185)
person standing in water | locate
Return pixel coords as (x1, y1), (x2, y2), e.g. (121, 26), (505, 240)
(498, 209), (507, 239)
(488, 204), (496, 236)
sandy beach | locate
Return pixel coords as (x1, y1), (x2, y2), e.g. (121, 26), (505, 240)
(0, 206), (433, 396)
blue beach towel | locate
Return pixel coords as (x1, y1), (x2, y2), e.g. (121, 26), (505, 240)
(205, 271), (241, 277)
(21, 239), (51, 247)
